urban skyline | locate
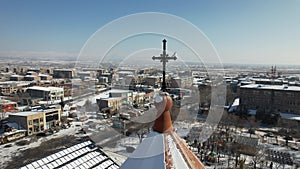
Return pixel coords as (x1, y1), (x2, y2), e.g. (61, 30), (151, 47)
(1, 58), (300, 168)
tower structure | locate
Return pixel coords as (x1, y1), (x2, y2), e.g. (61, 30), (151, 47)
(120, 40), (205, 169)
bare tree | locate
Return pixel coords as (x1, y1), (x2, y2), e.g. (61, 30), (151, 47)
(136, 128), (148, 143)
(251, 147), (265, 169)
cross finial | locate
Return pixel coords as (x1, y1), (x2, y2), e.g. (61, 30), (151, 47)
(162, 39), (167, 51)
(152, 39), (177, 91)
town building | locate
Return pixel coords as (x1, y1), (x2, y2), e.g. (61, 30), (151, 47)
(116, 70), (134, 79)
(12, 67), (19, 74)
(43, 68), (53, 75)
(132, 91), (146, 105)
(0, 81), (31, 96)
(24, 75), (40, 81)
(0, 129), (27, 144)
(117, 68), (137, 75)
(26, 86), (64, 102)
(9, 111), (44, 135)
(82, 68), (106, 75)
(38, 74), (53, 80)
(77, 71), (92, 80)
(8, 107), (61, 135)
(98, 76), (109, 83)
(0, 99), (18, 119)
(144, 76), (159, 87)
(9, 75), (24, 81)
(139, 68), (156, 74)
(20, 67), (29, 75)
(0, 99), (17, 112)
(26, 71), (38, 76)
(53, 69), (76, 79)
(122, 75), (134, 86)
(99, 72), (113, 84)
(27, 68), (40, 74)
(239, 84), (300, 115)
(109, 89), (133, 105)
(1, 72), (14, 80)
(97, 97), (122, 113)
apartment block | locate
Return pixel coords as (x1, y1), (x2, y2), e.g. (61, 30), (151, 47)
(239, 84), (300, 115)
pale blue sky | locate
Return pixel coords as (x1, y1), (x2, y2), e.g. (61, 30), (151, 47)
(0, 0), (299, 65)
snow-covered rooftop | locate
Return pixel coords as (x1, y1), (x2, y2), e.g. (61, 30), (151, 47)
(280, 112), (300, 121)
(20, 140), (119, 169)
(0, 99), (17, 105)
(9, 111), (42, 117)
(228, 98), (239, 113)
(240, 84), (300, 91)
(27, 86), (63, 91)
(109, 89), (132, 93)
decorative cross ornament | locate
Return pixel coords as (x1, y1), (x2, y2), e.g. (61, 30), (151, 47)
(152, 39), (177, 91)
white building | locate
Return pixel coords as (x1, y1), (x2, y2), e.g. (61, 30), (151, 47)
(109, 89), (133, 105)
(27, 86), (64, 102)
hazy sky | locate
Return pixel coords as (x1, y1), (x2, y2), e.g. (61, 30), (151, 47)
(0, 0), (299, 65)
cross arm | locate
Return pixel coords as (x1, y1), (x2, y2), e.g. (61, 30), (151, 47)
(152, 56), (164, 60)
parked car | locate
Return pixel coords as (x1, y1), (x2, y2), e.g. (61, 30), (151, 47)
(264, 132), (275, 137)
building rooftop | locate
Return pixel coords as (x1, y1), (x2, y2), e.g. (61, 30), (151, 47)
(240, 84), (300, 92)
(110, 89), (132, 94)
(25, 75), (37, 77)
(27, 86), (51, 91)
(54, 69), (74, 71)
(99, 97), (122, 101)
(0, 81), (31, 87)
(27, 86), (63, 92)
(9, 111), (43, 117)
(21, 140), (119, 169)
(10, 75), (24, 77)
(38, 74), (51, 77)
(0, 99), (17, 105)
(280, 113), (300, 121)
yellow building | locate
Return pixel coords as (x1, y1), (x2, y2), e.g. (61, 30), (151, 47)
(97, 97), (122, 114)
(8, 108), (61, 135)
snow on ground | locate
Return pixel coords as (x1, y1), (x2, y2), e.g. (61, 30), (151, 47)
(0, 122), (80, 168)
(105, 121), (200, 158)
(84, 118), (111, 132)
(105, 136), (141, 157)
(73, 93), (108, 107)
(173, 121), (202, 138)
(102, 120), (202, 159)
(0, 113), (121, 168)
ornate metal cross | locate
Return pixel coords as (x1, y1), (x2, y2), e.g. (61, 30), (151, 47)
(152, 39), (177, 91)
